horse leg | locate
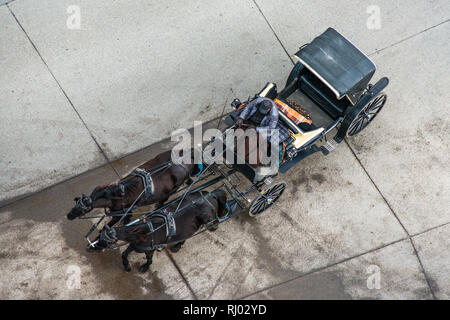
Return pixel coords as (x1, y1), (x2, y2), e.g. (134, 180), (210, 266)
(138, 250), (154, 273)
(122, 245), (133, 272)
(169, 240), (186, 253)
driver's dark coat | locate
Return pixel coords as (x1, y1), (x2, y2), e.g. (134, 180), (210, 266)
(238, 97), (279, 133)
(238, 97), (289, 144)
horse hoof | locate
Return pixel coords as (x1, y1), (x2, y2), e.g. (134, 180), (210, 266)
(138, 265), (149, 273)
(124, 266), (131, 272)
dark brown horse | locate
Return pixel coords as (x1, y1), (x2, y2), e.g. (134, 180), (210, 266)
(67, 149), (202, 248)
(101, 189), (228, 272)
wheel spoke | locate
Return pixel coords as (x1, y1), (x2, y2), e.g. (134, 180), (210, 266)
(348, 116), (364, 135)
(253, 199), (265, 212)
(369, 95), (386, 113)
(358, 117), (366, 131)
(269, 185), (285, 195)
(351, 118), (364, 134)
(270, 189), (284, 198)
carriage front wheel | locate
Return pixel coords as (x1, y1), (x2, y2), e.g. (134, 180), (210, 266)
(248, 181), (286, 217)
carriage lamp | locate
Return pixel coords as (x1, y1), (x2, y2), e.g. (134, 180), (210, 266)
(231, 98), (241, 110)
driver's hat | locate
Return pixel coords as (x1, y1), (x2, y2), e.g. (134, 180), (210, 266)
(258, 100), (272, 114)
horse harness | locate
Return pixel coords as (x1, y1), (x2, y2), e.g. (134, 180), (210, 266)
(126, 161), (192, 204)
(134, 191), (219, 251)
(136, 209), (177, 251)
(131, 168), (155, 201)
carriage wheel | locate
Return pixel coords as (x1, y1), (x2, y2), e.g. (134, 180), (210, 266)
(347, 93), (387, 136)
(248, 181), (286, 217)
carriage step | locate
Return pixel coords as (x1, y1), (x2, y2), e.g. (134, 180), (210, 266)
(263, 176), (273, 186)
(321, 140), (337, 155)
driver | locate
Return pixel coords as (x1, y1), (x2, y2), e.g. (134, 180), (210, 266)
(235, 97), (289, 144)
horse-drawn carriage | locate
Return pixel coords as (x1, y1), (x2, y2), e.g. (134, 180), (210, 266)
(67, 28), (388, 271)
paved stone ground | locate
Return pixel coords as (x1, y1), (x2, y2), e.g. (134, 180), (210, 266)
(0, 0), (449, 299)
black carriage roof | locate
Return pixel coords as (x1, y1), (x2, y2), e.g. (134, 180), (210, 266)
(293, 28), (376, 102)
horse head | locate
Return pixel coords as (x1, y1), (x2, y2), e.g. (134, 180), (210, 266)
(66, 185), (115, 220)
(102, 223), (148, 246)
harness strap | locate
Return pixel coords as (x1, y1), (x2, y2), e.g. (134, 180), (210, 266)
(131, 168), (155, 201)
(146, 221), (154, 233)
(119, 184), (125, 197)
(199, 191), (216, 210)
(138, 209), (177, 251)
(165, 211), (177, 240)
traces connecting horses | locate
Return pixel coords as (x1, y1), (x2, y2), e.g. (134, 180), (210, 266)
(66, 149), (201, 250)
(102, 189), (228, 272)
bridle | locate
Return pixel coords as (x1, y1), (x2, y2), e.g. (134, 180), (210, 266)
(100, 225), (118, 245)
(74, 194), (93, 213)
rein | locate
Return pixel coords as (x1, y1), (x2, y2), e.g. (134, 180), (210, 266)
(119, 192), (223, 252)
(115, 160), (174, 225)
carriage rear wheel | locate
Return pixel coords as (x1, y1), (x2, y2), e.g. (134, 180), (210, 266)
(347, 93), (387, 136)
(248, 181), (286, 217)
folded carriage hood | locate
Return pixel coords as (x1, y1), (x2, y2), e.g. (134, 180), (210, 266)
(293, 28), (376, 103)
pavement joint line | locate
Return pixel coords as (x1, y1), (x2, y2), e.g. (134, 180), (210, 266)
(237, 236), (408, 300)
(368, 18), (450, 56)
(0, 0), (14, 7)
(344, 140), (410, 234)
(6, 4), (121, 180)
(252, 0), (294, 65)
(409, 238), (437, 300)
(165, 250), (199, 300)
(410, 221), (450, 238)
(344, 139), (437, 299)
(206, 253), (236, 300)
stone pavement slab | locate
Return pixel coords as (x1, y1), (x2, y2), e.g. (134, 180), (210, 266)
(413, 224), (450, 299)
(245, 239), (433, 299)
(168, 143), (407, 299)
(9, 0), (291, 161)
(0, 163), (193, 299)
(255, 0), (450, 55)
(347, 23), (450, 235)
(0, 5), (106, 204)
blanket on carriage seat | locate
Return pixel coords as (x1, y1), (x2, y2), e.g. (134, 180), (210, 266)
(274, 99), (312, 127)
